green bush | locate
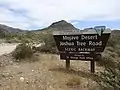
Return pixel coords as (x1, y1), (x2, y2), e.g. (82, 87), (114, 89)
(96, 56), (117, 69)
(107, 38), (116, 48)
(116, 50), (120, 57)
(38, 44), (58, 54)
(97, 56), (120, 90)
(5, 38), (20, 43)
(12, 43), (33, 60)
(106, 47), (114, 52)
(99, 66), (120, 90)
(35, 33), (58, 54)
(107, 37), (120, 48)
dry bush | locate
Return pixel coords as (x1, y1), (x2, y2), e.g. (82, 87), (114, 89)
(116, 50), (120, 57)
(98, 65), (120, 90)
(35, 33), (58, 54)
(106, 47), (114, 52)
(96, 55), (117, 69)
(12, 43), (33, 61)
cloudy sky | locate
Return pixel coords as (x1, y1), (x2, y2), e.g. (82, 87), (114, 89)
(0, 0), (119, 30)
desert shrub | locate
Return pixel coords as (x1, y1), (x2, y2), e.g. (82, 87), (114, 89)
(66, 76), (81, 87)
(21, 38), (30, 43)
(95, 54), (102, 61)
(96, 35), (120, 90)
(39, 45), (58, 54)
(12, 43), (33, 60)
(36, 33), (58, 54)
(109, 53), (117, 58)
(106, 47), (114, 52)
(107, 38), (116, 48)
(98, 64), (120, 90)
(96, 56), (117, 69)
(5, 38), (20, 43)
(116, 50), (120, 57)
(107, 37), (120, 49)
(97, 55), (120, 90)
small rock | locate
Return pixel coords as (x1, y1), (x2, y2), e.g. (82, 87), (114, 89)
(26, 81), (29, 84)
(9, 61), (13, 64)
(1, 74), (6, 78)
(20, 77), (24, 82)
(9, 75), (13, 79)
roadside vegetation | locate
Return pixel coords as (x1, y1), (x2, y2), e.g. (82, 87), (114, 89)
(12, 43), (33, 60)
(2, 31), (58, 54)
(96, 37), (120, 90)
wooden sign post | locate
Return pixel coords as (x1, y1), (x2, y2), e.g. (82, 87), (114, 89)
(66, 59), (70, 70)
(60, 52), (100, 73)
(91, 59), (95, 73)
(53, 27), (111, 73)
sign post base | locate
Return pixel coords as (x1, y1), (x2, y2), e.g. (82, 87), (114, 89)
(66, 59), (70, 70)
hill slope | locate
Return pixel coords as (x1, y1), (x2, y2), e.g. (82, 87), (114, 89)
(48, 20), (79, 31)
(0, 24), (27, 38)
(0, 24), (27, 33)
(111, 30), (120, 37)
(32, 20), (79, 33)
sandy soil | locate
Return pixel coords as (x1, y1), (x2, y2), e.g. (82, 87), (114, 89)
(0, 43), (18, 56)
(0, 53), (102, 90)
(0, 43), (102, 90)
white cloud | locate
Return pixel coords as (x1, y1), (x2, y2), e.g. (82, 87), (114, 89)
(0, 0), (119, 30)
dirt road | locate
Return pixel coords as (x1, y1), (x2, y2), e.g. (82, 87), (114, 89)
(0, 43), (18, 56)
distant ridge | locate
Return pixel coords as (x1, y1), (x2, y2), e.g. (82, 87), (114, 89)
(33, 20), (79, 32)
(0, 20), (120, 38)
(0, 24), (27, 33)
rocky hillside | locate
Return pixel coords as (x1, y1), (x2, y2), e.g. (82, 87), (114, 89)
(0, 24), (27, 38)
(48, 20), (79, 31)
(0, 24), (27, 33)
(111, 30), (120, 37)
(33, 20), (79, 33)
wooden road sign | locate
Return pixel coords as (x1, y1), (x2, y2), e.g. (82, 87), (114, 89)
(53, 32), (110, 52)
(53, 28), (111, 73)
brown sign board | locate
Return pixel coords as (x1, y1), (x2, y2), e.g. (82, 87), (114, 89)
(60, 53), (100, 61)
(53, 30), (111, 52)
(53, 29), (111, 73)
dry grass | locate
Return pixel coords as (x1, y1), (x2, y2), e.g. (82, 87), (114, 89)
(0, 53), (102, 90)
(66, 76), (81, 87)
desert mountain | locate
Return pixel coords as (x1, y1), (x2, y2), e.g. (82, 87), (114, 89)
(0, 20), (120, 37)
(0, 24), (27, 38)
(33, 20), (79, 33)
(0, 24), (27, 33)
(48, 20), (79, 31)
